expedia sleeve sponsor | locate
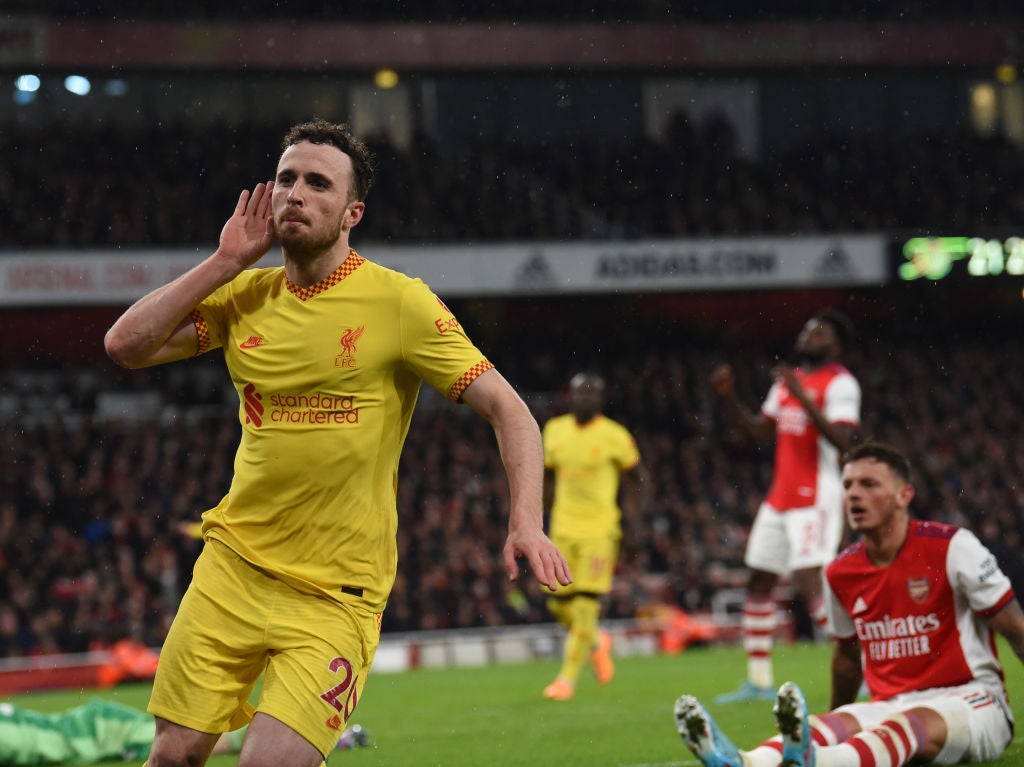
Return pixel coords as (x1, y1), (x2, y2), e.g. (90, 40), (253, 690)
(400, 280), (491, 402)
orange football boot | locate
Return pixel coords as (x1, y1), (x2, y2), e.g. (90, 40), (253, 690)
(542, 678), (575, 700)
(591, 630), (614, 685)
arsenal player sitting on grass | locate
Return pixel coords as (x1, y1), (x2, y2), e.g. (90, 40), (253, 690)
(674, 440), (1024, 767)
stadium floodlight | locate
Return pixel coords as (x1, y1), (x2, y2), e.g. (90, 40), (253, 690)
(13, 75), (39, 105)
(14, 74), (40, 92)
(374, 68), (400, 89)
(64, 75), (92, 96)
(103, 79), (129, 96)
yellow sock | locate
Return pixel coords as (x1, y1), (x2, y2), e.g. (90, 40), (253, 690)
(557, 596), (601, 683)
(546, 596), (572, 628)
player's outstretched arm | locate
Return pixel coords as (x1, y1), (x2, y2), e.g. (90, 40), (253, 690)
(462, 368), (572, 590)
(105, 182), (276, 369)
(990, 597), (1024, 664)
(829, 638), (863, 710)
(710, 363), (773, 443)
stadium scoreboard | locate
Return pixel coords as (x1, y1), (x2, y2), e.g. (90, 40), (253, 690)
(899, 236), (1024, 281)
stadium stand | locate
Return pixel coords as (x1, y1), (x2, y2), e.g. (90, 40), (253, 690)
(10, 1), (1024, 21)
(2, 321), (1024, 655)
(2, 123), (1023, 247)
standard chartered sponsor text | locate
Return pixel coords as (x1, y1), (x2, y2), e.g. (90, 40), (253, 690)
(268, 392), (359, 424)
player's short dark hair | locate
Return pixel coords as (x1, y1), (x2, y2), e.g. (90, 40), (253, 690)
(812, 308), (855, 350)
(842, 440), (911, 483)
(281, 118), (375, 202)
(569, 371), (605, 391)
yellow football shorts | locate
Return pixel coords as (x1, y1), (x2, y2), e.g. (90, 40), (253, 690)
(148, 540), (381, 756)
(545, 534), (619, 595)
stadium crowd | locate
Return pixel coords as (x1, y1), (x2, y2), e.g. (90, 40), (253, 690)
(18, 0), (1022, 21)
(3, 118), (1023, 248)
(2, 324), (1023, 657)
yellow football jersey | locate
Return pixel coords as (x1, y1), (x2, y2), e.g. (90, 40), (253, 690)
(191, 250), (492, 611)
(543, 413), (640, 540)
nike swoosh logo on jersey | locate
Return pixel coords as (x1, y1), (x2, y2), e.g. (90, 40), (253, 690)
(239, 335), (266, 349)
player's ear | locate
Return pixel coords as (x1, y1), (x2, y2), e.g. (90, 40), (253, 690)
(897, 482), (915, 509)
(345, 201), (365, 229)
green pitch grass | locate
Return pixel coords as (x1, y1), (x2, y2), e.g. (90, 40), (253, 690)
(5, 640), (1023, 766)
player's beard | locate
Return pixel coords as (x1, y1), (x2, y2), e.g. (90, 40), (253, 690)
(278, 212), (345, 263)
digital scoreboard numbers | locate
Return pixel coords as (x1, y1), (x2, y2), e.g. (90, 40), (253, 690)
(900, 236), (1024, 280)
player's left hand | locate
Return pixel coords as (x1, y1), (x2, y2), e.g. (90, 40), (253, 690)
(503, 530), (572, 590)
(772, 364), (804, 394)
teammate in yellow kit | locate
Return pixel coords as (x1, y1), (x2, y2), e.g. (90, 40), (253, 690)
(541, 372), (648, 700)
(105, 119), (570, 767)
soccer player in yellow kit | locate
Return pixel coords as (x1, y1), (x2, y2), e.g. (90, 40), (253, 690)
(541, 372), (648, 700)
(104, 119), (571, 767)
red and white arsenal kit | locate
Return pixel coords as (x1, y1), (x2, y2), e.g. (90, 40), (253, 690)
(762, 362), (860, 511)
(826, 520), (1015, 716)
(744, 363), (860, 574)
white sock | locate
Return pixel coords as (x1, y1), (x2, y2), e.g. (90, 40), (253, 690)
(742, 596), (775, 687)
(808, 593), (829, 636)
(744, 740), (783, 767)
(819, 713), (922, 767)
